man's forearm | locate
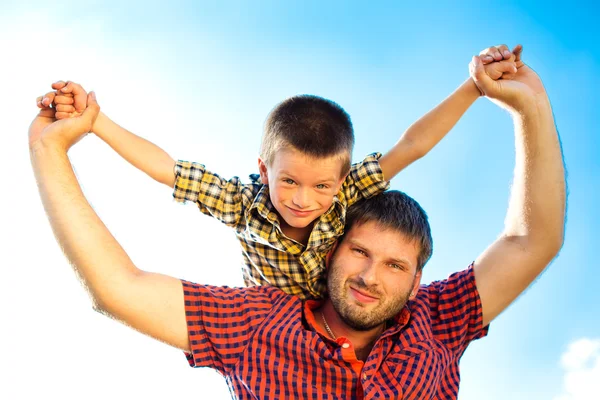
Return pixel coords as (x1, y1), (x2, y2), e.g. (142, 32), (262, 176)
(93, 112), (176, 187)
(505, 94), (566, 252)
(379, 78), (480, 179)
(30, 143), (140, 309)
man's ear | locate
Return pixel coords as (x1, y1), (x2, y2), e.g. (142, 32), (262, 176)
(325, 241), (339, 270)
(409, 270), (423, 299)
(258, 157), (269, 185)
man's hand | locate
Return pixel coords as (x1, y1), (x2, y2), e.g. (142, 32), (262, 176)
(470, 44), (547, 112)
(30, 90), (99, 152)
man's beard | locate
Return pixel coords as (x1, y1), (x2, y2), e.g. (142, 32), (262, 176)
(327, 261), (414, 331)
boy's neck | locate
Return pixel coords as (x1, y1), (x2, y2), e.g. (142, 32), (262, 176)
(280, 221), (314, 245)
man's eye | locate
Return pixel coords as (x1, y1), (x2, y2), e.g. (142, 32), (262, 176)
(283, 179), (296, 185)
(352, 248), (366, 255)
(316, 184), (328, 189)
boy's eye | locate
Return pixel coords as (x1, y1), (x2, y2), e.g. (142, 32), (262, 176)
(283, 179), (296, 185)
(316, 184), (329, 189)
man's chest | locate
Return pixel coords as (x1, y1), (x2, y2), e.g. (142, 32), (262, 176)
(228, 322), (457, 399)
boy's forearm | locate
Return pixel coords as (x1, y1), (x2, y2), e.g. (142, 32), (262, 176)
(379, 78), (480, 180)
(93, 112), (176, 188)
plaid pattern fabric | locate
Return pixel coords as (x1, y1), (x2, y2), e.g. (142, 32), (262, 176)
(183, 265), (489, 399)
(173, 153), (390, 299)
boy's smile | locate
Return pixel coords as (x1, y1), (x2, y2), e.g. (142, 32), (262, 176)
(258, 147), (347, 241)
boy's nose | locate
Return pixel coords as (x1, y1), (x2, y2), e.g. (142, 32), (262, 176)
(292, 188), (310, 208)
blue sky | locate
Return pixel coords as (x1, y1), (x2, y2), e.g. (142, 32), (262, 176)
(1, 1), (598, 399)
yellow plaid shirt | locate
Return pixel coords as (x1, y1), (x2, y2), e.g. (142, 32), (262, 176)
(173, 152), (390, 299)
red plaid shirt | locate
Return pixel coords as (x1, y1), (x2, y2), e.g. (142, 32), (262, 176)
(183, 265), (489, 399)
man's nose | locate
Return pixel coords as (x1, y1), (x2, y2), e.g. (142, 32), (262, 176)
(358, 260), (378, 286)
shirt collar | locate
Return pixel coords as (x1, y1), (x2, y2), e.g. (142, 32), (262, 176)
(303, 299), (411, 341)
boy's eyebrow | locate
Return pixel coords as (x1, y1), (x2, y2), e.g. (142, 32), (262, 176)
(279, 170), (338, 184)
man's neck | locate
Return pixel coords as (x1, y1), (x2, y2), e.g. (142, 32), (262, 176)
(319, 302), (385, 361)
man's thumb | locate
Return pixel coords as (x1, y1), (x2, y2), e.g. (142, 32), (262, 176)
(81, 92), (100, 127)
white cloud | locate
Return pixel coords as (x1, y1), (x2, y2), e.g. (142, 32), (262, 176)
(554, 338), (600, 400)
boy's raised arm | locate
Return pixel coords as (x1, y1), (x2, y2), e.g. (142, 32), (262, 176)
(93, 111), (177, 187)
(379, 45), (519, 181)
(49, 81), (177, 188)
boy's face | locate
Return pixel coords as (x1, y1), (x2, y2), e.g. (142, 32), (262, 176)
(258, 148), (347, 230)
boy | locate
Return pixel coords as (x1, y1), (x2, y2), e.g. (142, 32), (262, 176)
(40, 44), (520, 299)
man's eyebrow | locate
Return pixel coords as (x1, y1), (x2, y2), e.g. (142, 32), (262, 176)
(347, 238), (414, 267)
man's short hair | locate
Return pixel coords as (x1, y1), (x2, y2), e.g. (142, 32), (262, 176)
(344, 190), (433, 272)
(260, 95), (355, 177)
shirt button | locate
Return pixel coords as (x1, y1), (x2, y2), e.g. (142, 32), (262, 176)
(363, 373), (367, 380)
(342, 343), (350, 349)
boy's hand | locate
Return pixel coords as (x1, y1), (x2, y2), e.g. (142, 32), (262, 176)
(480, 44), (523, 80)
(30, 90), (99, 152)
(470, 44), (545, 113)
(474, 44), (523, 95)
(37, 81), (88, 120)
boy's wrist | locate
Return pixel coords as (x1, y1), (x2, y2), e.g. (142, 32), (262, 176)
(92, 111), (110, 137)
(464, 77), (484, 98)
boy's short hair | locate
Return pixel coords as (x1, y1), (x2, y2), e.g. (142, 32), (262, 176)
(344, 190), (433, 272)
(261, 95), (355, 177)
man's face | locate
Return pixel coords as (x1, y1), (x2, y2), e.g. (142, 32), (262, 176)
(258, 147), (346, 229)
(327, 221), (423, 330)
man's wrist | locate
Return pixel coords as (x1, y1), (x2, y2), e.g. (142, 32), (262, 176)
(511, 92), (551, 122)
(29, 137), (68, 165)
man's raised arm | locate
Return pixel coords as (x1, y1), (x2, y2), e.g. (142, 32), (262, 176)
(470, 46), (566, 327)
(29, 90), (190, 351)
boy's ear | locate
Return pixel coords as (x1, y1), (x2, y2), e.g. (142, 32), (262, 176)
(258, 157), (269, 185)
(335, 171), (349, 192)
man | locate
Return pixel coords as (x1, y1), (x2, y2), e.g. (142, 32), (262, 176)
(29, 44), (565, 399)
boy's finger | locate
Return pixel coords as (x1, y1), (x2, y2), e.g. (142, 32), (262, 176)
(495, 44), (511, 59)
(55, 104), (77, 113)
(52, 80), (68, 90)
(60, 81), (88, 112)
(492, 60), (518, 76)
(479, 48), (494, 64)
(38, 92), (56, 108)
(480, 46), (501, 62)
(481, 55), (494, 64)
(54, 95), (75, 105)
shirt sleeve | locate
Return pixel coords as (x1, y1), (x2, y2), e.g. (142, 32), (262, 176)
(182, 281), (278, 374)
(172, 161), (248, 227)
(340, 153), (391, 208)
(426, 264), (489, 355)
